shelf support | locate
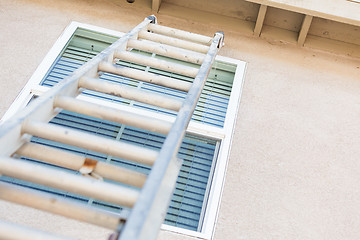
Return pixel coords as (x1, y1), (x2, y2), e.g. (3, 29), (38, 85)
(298, 15), (313, 46)
(254, 4), (268, 37)
(152, 0), (162, 12)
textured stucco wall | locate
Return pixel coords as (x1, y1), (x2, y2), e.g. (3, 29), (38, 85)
(0, 0), (360, 239)
(215, 37), (360, 240)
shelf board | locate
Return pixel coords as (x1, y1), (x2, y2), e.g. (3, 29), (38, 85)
(159, 2), (255, 36)
(261, 25), (299, 44)
(305, 35), (360, 58)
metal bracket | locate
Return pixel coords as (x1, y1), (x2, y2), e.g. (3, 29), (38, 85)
(216, 31), (225, 48)
(147, 15), (157, 24)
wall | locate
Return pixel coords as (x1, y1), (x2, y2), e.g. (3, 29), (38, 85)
(215, 36), (360, 240)
(0, 0), (360, 239)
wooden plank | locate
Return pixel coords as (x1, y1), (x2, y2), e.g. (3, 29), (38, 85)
(305, 34), (360, 58)
(152, 0), (162, 12)
(245, 0), (360, 27)
(254, 5), (268, 37)
(261, 25), (299, 44)
(298, 15), (313, 46)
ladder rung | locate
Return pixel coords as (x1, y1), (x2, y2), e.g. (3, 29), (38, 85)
(79, 77), (183, 111)
(0, 220), (74, 240)
(22, 120), (158, 166)
(16, 142), (147, 188)
(138, 30), (210, 54)
(147, 23), (212, 45)
(114, 51), (199, 78)
(54, 96), (172, 135)
(127, 39), (206, 65)
(0, 181), (123, 230)
(98, 61), (192, 92)
(0, 157), (139, 207)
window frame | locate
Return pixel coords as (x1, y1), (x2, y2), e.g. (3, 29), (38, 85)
(1, 21), (246, 239)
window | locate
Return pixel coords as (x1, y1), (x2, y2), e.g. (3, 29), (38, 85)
(1, 22), (246, 239)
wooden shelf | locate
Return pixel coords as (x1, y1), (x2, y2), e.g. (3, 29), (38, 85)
(159, 2), (255, 36)
(305, 35), (360, 58)
(261, 25), (299, 44)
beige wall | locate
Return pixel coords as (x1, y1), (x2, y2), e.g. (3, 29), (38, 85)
(0, 0), (360, 239)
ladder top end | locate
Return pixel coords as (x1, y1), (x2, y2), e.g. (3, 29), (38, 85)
(147, 15), (157, 24)
(215, 31), (225, 48)
(214, 31), (225, 40)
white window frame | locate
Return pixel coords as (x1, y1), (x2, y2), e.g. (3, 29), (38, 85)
(0, 21), (246, 240)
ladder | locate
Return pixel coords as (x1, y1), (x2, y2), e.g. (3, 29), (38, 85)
(0, 16), (224, 240)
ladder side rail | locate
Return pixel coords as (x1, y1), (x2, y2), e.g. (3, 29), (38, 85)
(118, 32), (224, 240)
(0, 16), (154, 157)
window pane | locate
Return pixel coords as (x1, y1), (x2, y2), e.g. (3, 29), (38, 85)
(40, 28), (235, 127)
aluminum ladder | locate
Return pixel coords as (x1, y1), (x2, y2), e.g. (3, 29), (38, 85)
(0, 15), (224, 240)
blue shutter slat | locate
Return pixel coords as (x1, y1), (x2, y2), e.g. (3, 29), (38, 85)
(57, 56), (84, 66)
(167, 204), (202, 215)
(171, 194), (203, 208)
